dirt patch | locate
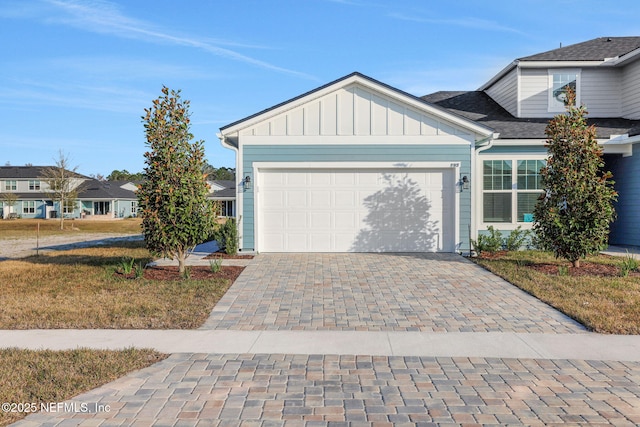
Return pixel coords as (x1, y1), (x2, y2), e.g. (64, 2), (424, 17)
(204, 252), (254, 260)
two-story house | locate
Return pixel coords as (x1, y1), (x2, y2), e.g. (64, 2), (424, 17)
(219, 37), (640, 253)
(0, 166), (139, 219)
(424, 36), (640, 248)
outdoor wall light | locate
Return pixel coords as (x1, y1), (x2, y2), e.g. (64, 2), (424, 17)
(461, 175), (470, 190)
(243, 176), (251, 190)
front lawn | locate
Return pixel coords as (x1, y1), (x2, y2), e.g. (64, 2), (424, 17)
(0, 240), (240, 329)
(0, 218), (142, 240)
(473, 250), (640, 334)
(0, 348), (165, 426)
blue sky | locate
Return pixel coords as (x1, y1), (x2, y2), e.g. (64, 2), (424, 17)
(1, 0), (639, 177)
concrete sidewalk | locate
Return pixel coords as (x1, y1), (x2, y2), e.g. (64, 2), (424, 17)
(2, 329), (640, 362)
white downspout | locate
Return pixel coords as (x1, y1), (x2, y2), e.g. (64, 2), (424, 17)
(471, 132), (499, 251)
(217, 133), (242, 250)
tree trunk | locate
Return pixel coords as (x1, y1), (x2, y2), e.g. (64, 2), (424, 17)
(177, 250), (186, 275)
(572, 259), (580, 268)
(59, 198), (64, 230)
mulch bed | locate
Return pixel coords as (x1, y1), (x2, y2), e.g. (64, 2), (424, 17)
(203, 251), (254, 260)
(476, 252), (640, 277)
(530, 262), (640, 277)
(116, 266), (245, 281)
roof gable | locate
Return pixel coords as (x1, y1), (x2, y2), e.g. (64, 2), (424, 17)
(220, 72), (494, 141)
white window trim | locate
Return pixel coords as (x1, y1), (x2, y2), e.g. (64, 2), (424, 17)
(22, 201), (35, 214)
(217, 200), (235, 217)
(478, 155), (547, 230)
(63, 201), (77, 214)
(5, 180), (17, 191)
(548, 68), (581, 113)
(28, 180), (41, 191)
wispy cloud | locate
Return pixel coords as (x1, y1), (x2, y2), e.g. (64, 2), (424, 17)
(389, 12), (525, 35)
(0, 78), (152, 114)
(6, 0), (316, 80)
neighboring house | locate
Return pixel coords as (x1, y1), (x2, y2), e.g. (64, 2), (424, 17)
(78, 180), (139, 219)
(0, 166), (138, 219)
(424, 36), (640, 247)
(207, 180), (236, 218)
(220, 37), (640, 253)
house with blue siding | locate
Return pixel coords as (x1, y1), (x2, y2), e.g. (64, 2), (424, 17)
(0, 166), (139, 220)
(220, 37), (640, 253)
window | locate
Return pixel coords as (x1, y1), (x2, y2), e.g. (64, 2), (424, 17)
(131, 201), (138, 215)
(549, 70), (579, 112)
(517, 160), (545, 222)
(28, 180), (41, 191)
(482, 159), (546, 224)
(63, 201), (76, 214)
(4, 180), (16, 191)
(217, 200), (234, 217)
(483, 160), (512, 222)
(22, 201), (35, 214)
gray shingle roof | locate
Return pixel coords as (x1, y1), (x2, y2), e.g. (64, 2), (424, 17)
(0, 166), (88, 179)
(78, 180), (137, 199)
(209, 180), (236, 199)
(519, 37), (640, 62)
(421, 91), (640, 139)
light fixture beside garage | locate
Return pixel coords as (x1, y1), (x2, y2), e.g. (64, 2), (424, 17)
(243, 176), (251, 190)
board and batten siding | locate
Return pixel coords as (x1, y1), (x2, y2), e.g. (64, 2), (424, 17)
(607, 146), (640, 247)
(622, 59), (640, 119)
(240, 144), (472, 252)
(581, 69), (621, 117)
(485, 67), (518, 117)
(239, 84), (471, 138)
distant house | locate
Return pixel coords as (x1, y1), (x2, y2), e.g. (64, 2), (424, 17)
(219, 37), (640, 253)
(0, 166), (138, 219)
(208, 180), (236, 218)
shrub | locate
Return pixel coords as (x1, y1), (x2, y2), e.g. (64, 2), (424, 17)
(119, 257), (135, 274)
(209, 258), (222, 273)
(134, 262), (145, 279)
(620, 251), (639, 277)
(504, 226), (531, 251)
(215, 218), (238, 256)
(471, 226), (503, 256)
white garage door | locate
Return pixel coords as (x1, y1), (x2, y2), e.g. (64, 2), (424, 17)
(258, 168), (456, 252)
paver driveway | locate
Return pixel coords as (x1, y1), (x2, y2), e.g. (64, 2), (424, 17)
(22, 252), (640, 426)
(203, 253), (585, 333)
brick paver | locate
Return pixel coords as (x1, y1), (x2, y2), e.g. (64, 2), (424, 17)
(202, 253), (585, 333)
(17, 354), (640, 426)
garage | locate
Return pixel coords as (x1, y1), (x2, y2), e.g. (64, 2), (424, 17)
(257, 166), (456, 252)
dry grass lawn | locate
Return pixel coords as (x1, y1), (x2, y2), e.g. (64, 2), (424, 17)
(0, 218), (142, 240)
(0, 348), (166, 426)
(0, 240), (234, 329)
(474, 251), (640, 334)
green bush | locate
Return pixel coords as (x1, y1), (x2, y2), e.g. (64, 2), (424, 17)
(504, 226), (531, 251)
(620, 250), (639, 277)
(209, 258), (222, 273)
(471, 226), (503, 256)
(215, 218), (238, 256)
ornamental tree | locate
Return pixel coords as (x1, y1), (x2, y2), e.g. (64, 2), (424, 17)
(533, 90), (617, 267)
(137, 87), (216, 275)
